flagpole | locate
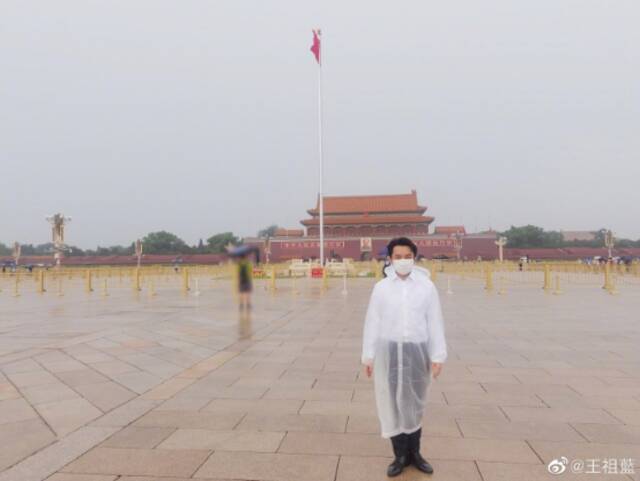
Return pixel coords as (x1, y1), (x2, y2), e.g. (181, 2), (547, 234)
(317, 30), (324, 266)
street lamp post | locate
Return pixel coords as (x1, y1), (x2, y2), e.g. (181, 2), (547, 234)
(454, 233), (463, 261)
(12, 242), (21, 268)
(495, 236), (508, 263)
(135, 239), (143, 268)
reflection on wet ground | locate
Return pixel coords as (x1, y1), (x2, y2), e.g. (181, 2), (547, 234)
(1, 276), (639, 481)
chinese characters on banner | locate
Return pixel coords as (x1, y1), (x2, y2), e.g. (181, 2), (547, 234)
(280, 241), (345, 249)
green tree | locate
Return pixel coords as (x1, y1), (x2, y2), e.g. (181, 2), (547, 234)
(593, 228), (607, 246)
(206, 232), (240, 253)
(19, 244), (35, 255)
(543, 230), (564, 248)
(66, 245), (87, 256)
(500, 225), (546, 248)
(19, 243), (55, 255)
(88, 245), (133, 256)
(258, 224), (280, 238)
(500, 225), (563, 248)
(0, 243), (11, 256)
(17, 243), (86, 256)
(141, 231), (190, 254)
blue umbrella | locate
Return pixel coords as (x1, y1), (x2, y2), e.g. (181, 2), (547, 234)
(228, 245), (253, 256)
(228, 245), (261, 263)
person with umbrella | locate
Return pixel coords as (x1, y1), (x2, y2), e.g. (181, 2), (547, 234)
(229, 245), (258, 311)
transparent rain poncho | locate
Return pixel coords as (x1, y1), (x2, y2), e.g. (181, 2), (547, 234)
(362, 265), (447, 438)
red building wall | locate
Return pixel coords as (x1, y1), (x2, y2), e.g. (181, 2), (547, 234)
(257, 235), (486, 262)
(307, 224), (429, 238)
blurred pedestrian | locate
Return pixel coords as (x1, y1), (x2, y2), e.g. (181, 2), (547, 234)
(237, 253), (253, 310)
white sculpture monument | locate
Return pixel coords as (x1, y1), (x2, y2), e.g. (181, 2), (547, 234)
(46, 213), (71, 268)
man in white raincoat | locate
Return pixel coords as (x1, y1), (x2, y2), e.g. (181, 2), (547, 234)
(362, 237), (447, 477)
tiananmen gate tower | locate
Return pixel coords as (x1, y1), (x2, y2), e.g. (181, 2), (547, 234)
(301, 191), (433, 238)
(245, 190), (499, 262)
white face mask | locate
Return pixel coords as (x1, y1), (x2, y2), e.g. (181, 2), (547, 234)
(392, 258), (414, 276)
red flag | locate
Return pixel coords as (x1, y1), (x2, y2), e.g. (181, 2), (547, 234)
(310, 29), (321, 64)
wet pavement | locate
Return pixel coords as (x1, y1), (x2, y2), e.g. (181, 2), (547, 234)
(0, 274), (639, 480)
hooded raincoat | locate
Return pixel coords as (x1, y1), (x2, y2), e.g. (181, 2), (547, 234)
(361, 265), (447, 438)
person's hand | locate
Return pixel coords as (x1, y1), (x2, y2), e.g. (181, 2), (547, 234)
(363, 362), (373, 378)
(431, 362), (443, 379)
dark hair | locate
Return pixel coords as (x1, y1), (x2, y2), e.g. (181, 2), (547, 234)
(386, 237), (418, 257)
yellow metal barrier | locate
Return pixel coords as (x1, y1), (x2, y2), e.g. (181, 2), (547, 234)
(484, 266), (493, 292)
(85, 270), (93, 293)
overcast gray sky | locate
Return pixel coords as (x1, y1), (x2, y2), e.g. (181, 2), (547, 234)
(2, 0), (638, 248)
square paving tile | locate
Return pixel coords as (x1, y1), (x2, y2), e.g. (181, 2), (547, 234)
(570, 422), (640, 444)
(46, 474), (118, 481)
(22, 382), (80, 405)
(180, 383), (268, 400)
(337, 456), (482, 481)
(89, 360), (139, 376)
(55, 370), (110, 387)
(457, 420), (587, 442)
(0, 398), (39, 425)
(528, 440), (640, 464)
(35, 398), (103, 436)
(201, 398), (303, 415)
(118, 476), (235, 481)
(236, 413), (347, 433)
(108, 371), (163, 394)
(64, 348), (114, 364)
(346, 415), (461, 438)
(134, 410), (244, 430)
(501, 406), (623, 424)
(299, 400), (375, 416)
(63, 447), (210, 477)
(194, 451), (338, 481)
(0, 425), (118, 481)
(442, 390), (544, 407)
(1, 359), (42, 374)
(155, 394), (213, 411)
(539, 393), (640, 410)
(608, 409), (640, 425)
(73, 382), (136, 412)
(101, 426), (176, 448)
(0, 382), (21, 401)
(477, 461), (605, 480)
(263, 387), (354, 401)
(42, 359), (87, 373)
(421, 437), (541, 464)
(157, 429), (284, 452)
(90, 399), (159, 428)
(0, 418), (56, 471)
(7, 369), (59, 388)
(279, 431), (390, 456)
(424, 404), (509, 423)
(141, 378), (195, 400)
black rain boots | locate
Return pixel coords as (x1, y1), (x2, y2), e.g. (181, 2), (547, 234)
(407, 428), (434, 474)
(387, 433), (409, 477)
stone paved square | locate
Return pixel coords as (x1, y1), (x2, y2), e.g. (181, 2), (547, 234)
(0, 273), (639, 481)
